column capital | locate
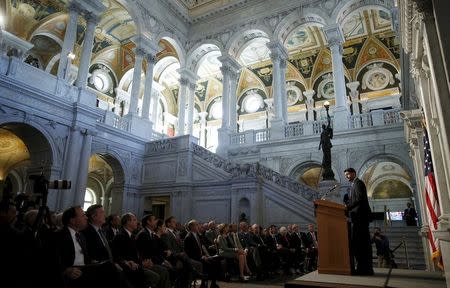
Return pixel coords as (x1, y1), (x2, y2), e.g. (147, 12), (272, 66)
(177, 67), (198, 85)
(400, 109), (424, 129)
(267, 41), (288, 62)
(145, 53), (156, 64)
(303, 90), (315, 100)
(346, 81), (360, 99)
(84, 12), (101, 26)
(67, 2), (83, 14)
(132, 35), (160, 58)
(77, 0), (106, 18)
(324, 24), (345, 47)
(218, 54), (241, 74)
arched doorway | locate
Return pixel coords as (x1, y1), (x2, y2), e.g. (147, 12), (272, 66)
(361, 161), (415, 222)
(0, 122), (56, 210)
(290, 162), (322, 189)
(87, 153), (125, 215)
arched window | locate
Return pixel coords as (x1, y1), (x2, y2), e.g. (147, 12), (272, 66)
(83, 188), (96, 211)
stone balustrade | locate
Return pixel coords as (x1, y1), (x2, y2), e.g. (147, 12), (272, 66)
(229, 108), (403, 147)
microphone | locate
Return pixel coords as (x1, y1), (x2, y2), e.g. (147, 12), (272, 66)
(320, 184), (339, 200)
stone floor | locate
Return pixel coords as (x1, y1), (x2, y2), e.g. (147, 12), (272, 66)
(199, 274), (299, 288)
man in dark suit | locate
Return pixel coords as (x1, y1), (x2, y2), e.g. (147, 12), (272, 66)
(403, 202), (417, 226)
(82, 204), (134, 288)
(136, 214), (171, 288)
(344, 167), (374, 276)
(184, 220), (220, 288)
(55, 206), (117, 288)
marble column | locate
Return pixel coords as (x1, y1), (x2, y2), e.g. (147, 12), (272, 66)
(347, 81), (360, 115)
(176, 77), (188, 135)
(198, 112), (208, 147)
(57, 3), (79, 80)
(59, 127), (83, 209)
(220, 65), (231, 130)
(150, 90), (160, 125)
(141, 54), (156, 119)
(229, 70), (240, 132)
(128, 48), (144, 115)
(303, 90), (315, 121)
(280, 59), (288, 123)
(186, 81), (197, 135)
(325, 25), (349, 131)
(74, 130), (94, 205)
(75, 13), (99, 88)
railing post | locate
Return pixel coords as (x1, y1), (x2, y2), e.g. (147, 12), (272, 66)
(371, 110), (385, 126)
(303, 121), (313, 135)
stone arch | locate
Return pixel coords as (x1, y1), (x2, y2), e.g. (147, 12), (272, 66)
(115, 0), (144, 35)
(357, 154), (414, 181)
(156, 33), (186, 67)
(89, 147), (128, 214)
(331, 0), (394, 27)
(0, 120), (61, 209)
(186, 42), (223, 73)
(274, 8), (328, 44)
(287, 159), (343, 184)
(225, 28), (271, 59)
(0, 120), (58, 169)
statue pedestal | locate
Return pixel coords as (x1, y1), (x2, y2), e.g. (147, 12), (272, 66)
(319, 179), (341, 204)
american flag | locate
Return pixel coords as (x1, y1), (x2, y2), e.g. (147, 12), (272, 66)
(423, 127), (442, 267)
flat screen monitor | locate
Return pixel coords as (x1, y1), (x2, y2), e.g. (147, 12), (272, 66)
(386, 211), (403, 221)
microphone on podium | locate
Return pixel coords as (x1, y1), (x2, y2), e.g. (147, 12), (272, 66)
(320, 184), (339, 200)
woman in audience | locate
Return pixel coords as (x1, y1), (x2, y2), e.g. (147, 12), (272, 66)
(216, 223), (251, 281)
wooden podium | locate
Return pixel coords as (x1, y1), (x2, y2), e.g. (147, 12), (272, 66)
(314, 199), (352, 275)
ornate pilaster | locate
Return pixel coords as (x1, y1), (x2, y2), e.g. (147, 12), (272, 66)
(198, 112), (208, 147)
(57, 3), (80, 79)
(229, 69), (241, 132)
(142, 54), (156, 119)
(346, 81), (360, 115)
(176, 68), (198, 136)
(75, 12), (102, 88)
(186, 81), (198, 135)
(127, 47), (145, 115)
(303, 90), (315, 121)
(267, 41), (289, 124)
(177, 77), (188, 136)
(324, 24), (349, 131)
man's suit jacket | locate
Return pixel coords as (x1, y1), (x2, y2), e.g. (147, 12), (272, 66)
(136, 228), (165, 264)
(347, 178), (371, 225)
(111, 227), (140, 266)
(184, 232), (204, 261)
(55, 227), (91, 270)
(82, 224), (112, 262)
(303, 231), (318, 249)
(162, 229), (184, 254)
(290, 232), (305, 250)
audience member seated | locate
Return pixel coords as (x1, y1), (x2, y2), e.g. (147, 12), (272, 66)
(216, 223), (251, 282)
(112, 212), (161, 288)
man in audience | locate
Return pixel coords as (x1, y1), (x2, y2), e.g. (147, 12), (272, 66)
(55, 206), (118, 287)
(104, 214), (121, 244)
(112, 212), (160, 288)
(184, 220), (221, 288)
(136, 214), (171, 288)
(82, 204), (134, 288)
(303, 223), (318, 271)
(290, 224), (306, 273)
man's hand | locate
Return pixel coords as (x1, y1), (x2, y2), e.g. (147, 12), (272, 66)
(142, 259), (154, 269)
(64, 267), (83, 279)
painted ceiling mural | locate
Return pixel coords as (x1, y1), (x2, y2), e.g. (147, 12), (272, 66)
(4, 1), (400, 122)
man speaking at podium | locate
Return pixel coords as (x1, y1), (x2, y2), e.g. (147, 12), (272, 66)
(344, 168), (374, 276)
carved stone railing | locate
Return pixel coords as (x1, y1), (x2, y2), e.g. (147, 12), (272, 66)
(285, 122), (304, 138)
(349, 112), (373, 129)
(192, 144), (319, 201)
(383, 108), (403, 125)
(254, 128), (270, 143)
(230, 132), (246, 145)
(102, 110), (129, 131)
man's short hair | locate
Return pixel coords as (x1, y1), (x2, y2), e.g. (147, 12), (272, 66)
(141, 214), (154, 226)
(86, 204), (103, 221)
(344, 167), (356, 174)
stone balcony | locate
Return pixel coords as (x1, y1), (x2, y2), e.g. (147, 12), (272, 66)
(0, 53), (156, 140)
(229, 108), (403, 147)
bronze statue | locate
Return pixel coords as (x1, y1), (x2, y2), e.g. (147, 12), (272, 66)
(319, 116), (335, 180)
